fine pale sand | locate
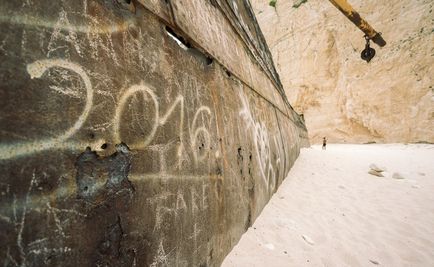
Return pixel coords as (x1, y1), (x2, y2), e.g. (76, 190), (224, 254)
(222, 144), (434, 267)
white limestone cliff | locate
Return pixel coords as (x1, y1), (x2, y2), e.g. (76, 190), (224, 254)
(251, 0), (434, 143)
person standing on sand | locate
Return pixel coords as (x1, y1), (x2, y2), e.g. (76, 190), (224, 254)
(322, 137), (327, 150)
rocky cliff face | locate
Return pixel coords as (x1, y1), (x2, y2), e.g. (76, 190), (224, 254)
(251, 0), (434, 143)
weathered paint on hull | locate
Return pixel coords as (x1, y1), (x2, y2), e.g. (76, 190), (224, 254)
(0, 1), (308, 266)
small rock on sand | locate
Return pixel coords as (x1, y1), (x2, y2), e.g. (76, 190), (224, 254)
(368, 170), (384, 177)
(302, 235), (315, 245)
(392, 172), (405, 179)
(369, 164), (386, 172)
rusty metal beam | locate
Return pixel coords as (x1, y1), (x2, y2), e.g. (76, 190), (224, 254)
(328, 0), (386, 47)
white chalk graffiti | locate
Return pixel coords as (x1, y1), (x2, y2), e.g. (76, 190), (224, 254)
(113, 83), (212, 165)
(0, 11), (135, 34)
(239, 89), (283, 191)
(27, 59), (94, 142)
(0, 171), (83, 266)
(190, 106), (212, 163)
(0, 58), (213, 164)
(0, 59), (97, 160)
(150, 240), (171, 267)
(113, 83), (160, 149)
(147, 182), (208, 237)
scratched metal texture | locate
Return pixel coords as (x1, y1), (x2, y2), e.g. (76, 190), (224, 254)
(0, 0), (308, 266)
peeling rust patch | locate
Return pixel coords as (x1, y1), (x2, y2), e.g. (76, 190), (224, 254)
(75, 143), (134, 202)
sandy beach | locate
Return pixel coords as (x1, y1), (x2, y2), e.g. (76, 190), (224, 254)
(222, 144), (434, 267)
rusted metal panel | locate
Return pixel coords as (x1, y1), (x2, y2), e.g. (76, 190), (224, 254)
(167, 0), (289, 114)
(0, 0), (308, 266)
(214, 0), (284, 93)
(136, 0), (173, 25)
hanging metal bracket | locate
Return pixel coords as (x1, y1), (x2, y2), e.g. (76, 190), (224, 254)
(328, 0), (386, 62)
(361, 35), (376, 62)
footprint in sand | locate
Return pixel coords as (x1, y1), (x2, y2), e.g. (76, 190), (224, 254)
(302, 235), (315, 245)
(369, 259), (380, 265)
(392, 172), (405, 179)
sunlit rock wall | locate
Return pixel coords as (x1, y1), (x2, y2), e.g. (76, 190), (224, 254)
(252, 0), (434, 143)
(0, 0), (307, 266)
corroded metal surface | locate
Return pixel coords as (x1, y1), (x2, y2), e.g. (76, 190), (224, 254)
(328, 0), (386, 47)
(0, 0), (308, 266)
